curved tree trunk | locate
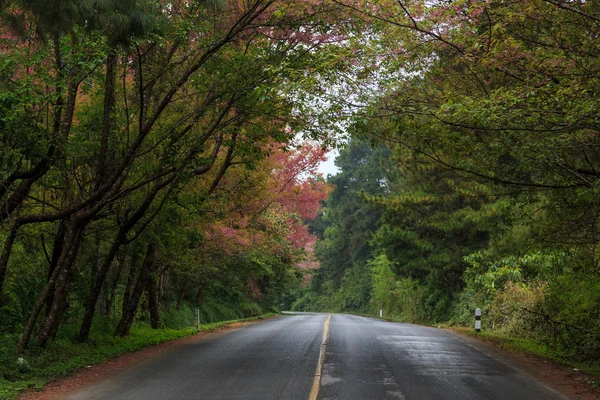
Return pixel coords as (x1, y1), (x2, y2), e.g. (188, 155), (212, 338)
(17, 221), (80, 353)
(115, 243), (155, 337)
(45, 221), (67, 317)
(78, 178), (172, 342)
(147, 274), (160, 329)
(78, 239), (121, 342)
(0, 222), (19, 302)
(36, 226), (84, 347)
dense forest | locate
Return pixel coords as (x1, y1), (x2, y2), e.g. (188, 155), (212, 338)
(1, 0), (600, 396)
(295, 0), (600, 366)
(0, 1), (358, 393)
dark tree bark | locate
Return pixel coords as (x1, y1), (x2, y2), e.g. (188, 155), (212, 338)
(147, 274), (160, 329)
(96, 51), (117, 188)
(46, 274), (72, 342)
(176, 283), (188, 311)
(46, 221), (67, 317)
(123, 252), (139, 308)
(78, 179), (172, 342)
(0, 222), (19, 301)
(97, 286), (108, 317)
(36, 226), (84, 347)
(106, 253), (125, 317)
(0, 159), (52, 222)
(115, 243), (155, 337)
(77, 237), (121, 342)
(17, 221), (80, 353)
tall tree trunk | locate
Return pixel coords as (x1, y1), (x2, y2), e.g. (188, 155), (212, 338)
(46, 221), (67, 316)
(36, 226), (84, 347)
(17, 221), (79, 353)
(123, 252), (139, 307)
(47, 274), (72, 342)
(96, 51), (117, 189)
(97, 286), (108, 316)
(176, 283), (188, 311)
(79, 192), (157, 340)
(147, 274), (160, 329)
(0, 222), (19, 302)
(78, 238), (121, 342)
(78, 179), (173, 341)
(106, 253), (125, 317)
(115, 243), (155, 337)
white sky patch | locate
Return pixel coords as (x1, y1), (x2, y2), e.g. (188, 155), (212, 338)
(318, 148), (340, 177)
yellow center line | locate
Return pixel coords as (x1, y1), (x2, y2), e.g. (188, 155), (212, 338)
(308, 314), (331, 400)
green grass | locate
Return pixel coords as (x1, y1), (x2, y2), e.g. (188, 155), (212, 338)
(0, 314), (275, 400)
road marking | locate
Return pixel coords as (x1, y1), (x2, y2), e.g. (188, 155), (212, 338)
(308, 314), (331, 400)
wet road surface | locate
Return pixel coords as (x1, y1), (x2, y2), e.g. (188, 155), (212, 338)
(319, 314), (566, 400)
(66, 313), (568, 400)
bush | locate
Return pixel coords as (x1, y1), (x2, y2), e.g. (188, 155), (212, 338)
(391, 278), (426, 323)
(368, 254), (431, 322)
(454, 250), (600, 362)
(452, 286), (492, 326)
(161, 303), (195, 329)
(488, 281), (545, 335)
(542, 273), (600, 361)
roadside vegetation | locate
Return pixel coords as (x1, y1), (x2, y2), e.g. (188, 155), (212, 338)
(297, 136), (600, 372)
(0, 313), (274, 400)
(294, 0), (600, 372)
(0, 0), (356, 397)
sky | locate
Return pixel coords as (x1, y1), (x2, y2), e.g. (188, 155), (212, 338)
(317, 149), (340, 177)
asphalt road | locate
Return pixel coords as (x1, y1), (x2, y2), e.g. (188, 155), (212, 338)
(66, 313), (568, 400)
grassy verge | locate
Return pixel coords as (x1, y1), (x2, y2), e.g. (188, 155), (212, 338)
(0, 313), (275, 400)
(448, 327), (600, 381)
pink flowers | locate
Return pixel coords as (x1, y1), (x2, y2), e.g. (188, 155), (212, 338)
(199, 141), (331, 267)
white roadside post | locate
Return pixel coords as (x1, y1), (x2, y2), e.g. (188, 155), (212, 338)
(195, 309), (200, 330)
(379, 309), (383, 317)
(475, 308), (481, 333)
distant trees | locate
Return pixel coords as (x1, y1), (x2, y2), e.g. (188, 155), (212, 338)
(298, 139), (390, 312)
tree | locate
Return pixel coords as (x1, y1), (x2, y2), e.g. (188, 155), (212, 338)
(298, 138), (390, 312)
(335, 0), (600, 256)
(369, 143), (507, 320)
(0, 0), (360, 352)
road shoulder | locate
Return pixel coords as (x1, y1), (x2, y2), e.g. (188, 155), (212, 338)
(446, 327), (600, 400)
(17, 316), (277, 400)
